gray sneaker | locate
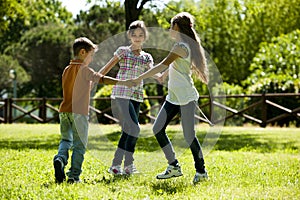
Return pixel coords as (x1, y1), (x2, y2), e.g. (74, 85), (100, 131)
(123, 164), (139, 175)
(54, 157), (65, 183)
(108, 165), (123, 175)
(193, 171), (208, 184)
(156, 165), (183, 179)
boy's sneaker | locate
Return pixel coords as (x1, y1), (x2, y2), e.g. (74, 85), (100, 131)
(123, 164), (139, 175)
(108, 165), (123, 175)
(156, 165), (183, 179)
(193, 171), (208, 184)
(54, 157), (66, 183)
(67, 177), (81, 184)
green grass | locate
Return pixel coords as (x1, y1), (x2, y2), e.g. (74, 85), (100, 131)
(0, 124), (299, 199)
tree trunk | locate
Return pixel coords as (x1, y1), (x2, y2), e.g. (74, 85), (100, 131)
(124, 0), (151, 30)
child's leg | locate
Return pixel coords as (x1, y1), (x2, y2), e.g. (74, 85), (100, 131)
(180, 101), (205, 173)
(112, 98), (140, 166)
(153, 101), (180, 165)
(54, 113), (73, 165)
(112, 133), (127, 166)
(68, 113), (89, 180)
(119, 99), (140, 166)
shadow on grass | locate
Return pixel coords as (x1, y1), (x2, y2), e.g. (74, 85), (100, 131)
(197, 132), (299, 153)
(0, 135), (59, 150)
(88, 130), (162, 152)
(0, 129), (298, 153)
(149, 179), (187, 195)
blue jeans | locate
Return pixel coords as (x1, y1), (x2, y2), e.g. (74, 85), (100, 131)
(111, 98), (140, 166)
(54, 112), (89, 180)
(153, 101), (205, 173)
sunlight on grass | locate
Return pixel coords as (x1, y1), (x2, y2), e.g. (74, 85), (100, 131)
(0, 124), (299, 199)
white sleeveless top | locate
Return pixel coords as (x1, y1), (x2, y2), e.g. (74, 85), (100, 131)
(166, 42), (199, 105)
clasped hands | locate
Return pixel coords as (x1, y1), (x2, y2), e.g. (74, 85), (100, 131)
(118, 77), (142, 88)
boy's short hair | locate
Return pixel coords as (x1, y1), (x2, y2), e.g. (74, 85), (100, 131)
(73, 37), (98, 56)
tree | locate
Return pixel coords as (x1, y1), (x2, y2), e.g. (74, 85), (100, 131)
(74, 1), (126, 44)
(0, 55), (29, 97)
(197, 0), (300, 84)
(243, 30), (300, 127)
(6, 23), (75, 97)
(0, 0), (73, 53)
(1, 0), (74, 98)
(244, 30), (300, 94)
(124, 0), (152, 29)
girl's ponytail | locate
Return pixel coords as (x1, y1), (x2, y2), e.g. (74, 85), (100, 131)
(171, 12), (209, 84)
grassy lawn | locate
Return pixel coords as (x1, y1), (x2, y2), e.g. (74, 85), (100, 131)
(0, 124), (299, 199)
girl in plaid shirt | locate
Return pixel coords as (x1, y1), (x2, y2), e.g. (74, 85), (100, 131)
(99, 20), (154, 175)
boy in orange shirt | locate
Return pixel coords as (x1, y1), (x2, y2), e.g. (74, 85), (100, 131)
(53, 37), (132, 183)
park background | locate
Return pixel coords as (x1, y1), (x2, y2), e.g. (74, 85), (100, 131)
(0, 0), (299, 127)
(0, 0), (299, 199)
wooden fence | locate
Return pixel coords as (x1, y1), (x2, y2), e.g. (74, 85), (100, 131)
(0, 93), (299, 127)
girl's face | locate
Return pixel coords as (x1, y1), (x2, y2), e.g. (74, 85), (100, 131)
(129, 28), (145, 47)
(169, 23), (180, 39)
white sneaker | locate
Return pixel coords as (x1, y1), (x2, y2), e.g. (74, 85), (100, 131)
(108, 165), (122, 175)
(193, 171), (208, 184)
(156, 165), (183, 179)
(123, 164), (139, 175)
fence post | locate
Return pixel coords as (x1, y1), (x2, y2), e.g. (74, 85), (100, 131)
(261, 93), (267, 127)
(4, 98), (8, 123)
(8, 98), (13, 123)
(41, 98), (47, 123)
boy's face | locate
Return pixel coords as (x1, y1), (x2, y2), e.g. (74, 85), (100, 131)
(81, 49), (95, 66)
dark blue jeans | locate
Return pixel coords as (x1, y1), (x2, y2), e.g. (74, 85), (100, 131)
(153, 100), (205, 173)
(111, 98), (140, 166)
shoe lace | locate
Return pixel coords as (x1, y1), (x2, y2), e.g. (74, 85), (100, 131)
(125, 164), (136, 173)
(165, 165), (175, 174)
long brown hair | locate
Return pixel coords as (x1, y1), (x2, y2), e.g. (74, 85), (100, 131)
(171, 12), (209, 84)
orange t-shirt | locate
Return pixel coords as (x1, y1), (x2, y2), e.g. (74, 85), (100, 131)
(59, 60), (103, 115)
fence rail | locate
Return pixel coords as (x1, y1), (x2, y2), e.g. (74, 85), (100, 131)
(0, 93), (299, 127)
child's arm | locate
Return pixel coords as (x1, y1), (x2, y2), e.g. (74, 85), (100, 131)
(98, 55), (119, 75)
(99, 75), (133, 87)
(135, 46), (183, 81)
(156, 69), (169, 83)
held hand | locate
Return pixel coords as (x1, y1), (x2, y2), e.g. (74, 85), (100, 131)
(156, 75), (164, 84)
(132, 77), (142, 86)
(118, 80), (135, 87)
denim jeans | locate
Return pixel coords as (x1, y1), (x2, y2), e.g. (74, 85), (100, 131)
(153, 101), (205, 173)
(54, 112), (89, 180)
(111, 98), (140, 166)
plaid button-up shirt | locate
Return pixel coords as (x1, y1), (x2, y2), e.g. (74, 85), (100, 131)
(111, 46), (154, 102)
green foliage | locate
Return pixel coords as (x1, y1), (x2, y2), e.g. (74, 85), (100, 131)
(0, 0), (73, 53)
(242, 30), (300, 127)
(74, 2), (126, 43)
(0, 55), (30, 96)
(0, 124), (299, 199)
(93, 85), (115, 124)
(193, 0), (300, 84)
(6, 23), (75, 97)
(244, 29), (300, 94)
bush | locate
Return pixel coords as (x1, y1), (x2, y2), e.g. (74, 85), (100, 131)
(244, 29), (300, 94)
(243, 30), (300, 126)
